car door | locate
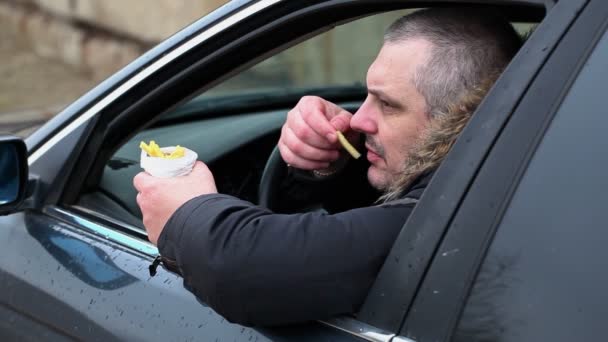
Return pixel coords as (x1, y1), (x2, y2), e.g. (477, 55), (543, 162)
(390, 0), (608, 340)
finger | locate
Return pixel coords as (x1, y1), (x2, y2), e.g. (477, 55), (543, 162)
(190, 161), (216, 188)
(301, 106), (340, 143)
(298, 98), (353, 143)
(148, 234), (158, 246)
(281, 124), (339, 162)
(142, 218), (158, 245)
(189, 161), (211, 175)
(329, 111), (353, 134)
(136, 191), (144, 209)
(288, 112), (337, 150)
(133, 172), (151, 192)
(278, 142), (330, 170)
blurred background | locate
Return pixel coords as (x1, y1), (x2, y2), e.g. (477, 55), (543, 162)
(0, 1), (533, 140)
(0, 0), (416, 138)
(0, 0), (229, 136)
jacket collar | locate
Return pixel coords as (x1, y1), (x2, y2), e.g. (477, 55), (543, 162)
(380, 76), (495, 202)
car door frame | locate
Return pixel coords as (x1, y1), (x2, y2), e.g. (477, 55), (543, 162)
(394, 0), (608, 340)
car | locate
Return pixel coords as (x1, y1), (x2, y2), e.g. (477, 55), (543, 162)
(1, 0), (607, 340)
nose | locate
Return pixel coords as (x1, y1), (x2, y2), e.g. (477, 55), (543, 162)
(350, 96), (378, 135)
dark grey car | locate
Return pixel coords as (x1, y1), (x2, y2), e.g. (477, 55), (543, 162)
(1, 0), (607, 341)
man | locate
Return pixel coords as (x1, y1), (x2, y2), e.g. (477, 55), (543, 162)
(134, 8), (522, 326)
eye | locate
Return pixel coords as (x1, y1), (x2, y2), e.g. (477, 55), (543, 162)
(380, 100), (391, 108)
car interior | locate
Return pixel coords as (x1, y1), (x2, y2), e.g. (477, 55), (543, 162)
(73, 4), (542, 240)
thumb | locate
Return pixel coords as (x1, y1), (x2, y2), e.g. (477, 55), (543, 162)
(189, 161), (211, 175)
(330, 112), (352, 133)
(133, 171), (153, 191)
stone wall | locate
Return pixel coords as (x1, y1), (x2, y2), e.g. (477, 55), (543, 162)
(13, 0), (227, 42)
(1, 0), (410, 89)
(1, 0), (227, 81)
(0, 0), (412, 134)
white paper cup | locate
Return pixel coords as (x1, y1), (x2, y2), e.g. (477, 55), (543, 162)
(140, 146), (198, 178)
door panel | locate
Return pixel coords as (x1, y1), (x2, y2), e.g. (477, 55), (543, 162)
(359, 0), (580, 332)
(401, 0), (607, 340)
(453, 20), (608, 342)
(0, 212), (365, 341)
(0, 304), (76, 341)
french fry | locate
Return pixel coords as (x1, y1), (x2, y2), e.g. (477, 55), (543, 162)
(149, 141), (162, 157)
(140, 141), (185, 159)
(166, 146), (185, 159)
(140, 141), (156, 156)
(336, 131), (361, 159)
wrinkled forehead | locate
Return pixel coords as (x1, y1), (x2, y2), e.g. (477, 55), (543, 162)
(366, 38), (433, 89)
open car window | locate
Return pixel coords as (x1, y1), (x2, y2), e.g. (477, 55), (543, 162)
(76, 9), (413, 230)
(77, 7), (538, 233)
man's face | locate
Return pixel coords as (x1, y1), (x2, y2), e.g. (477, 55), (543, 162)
(351, 39), (433, 191)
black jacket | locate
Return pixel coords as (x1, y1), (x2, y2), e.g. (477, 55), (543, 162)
(157, 171), (434, 327)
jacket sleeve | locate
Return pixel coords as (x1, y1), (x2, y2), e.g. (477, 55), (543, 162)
(157, 194), (415, 326)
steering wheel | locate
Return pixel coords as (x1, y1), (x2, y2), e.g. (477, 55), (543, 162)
(258, 145), (288, 210)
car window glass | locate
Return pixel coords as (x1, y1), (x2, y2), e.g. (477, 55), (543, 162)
(452, 28), (608, 342)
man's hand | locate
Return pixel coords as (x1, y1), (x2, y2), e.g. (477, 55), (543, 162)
(278, 96), (358, 170)
(133, 161), (217, 245)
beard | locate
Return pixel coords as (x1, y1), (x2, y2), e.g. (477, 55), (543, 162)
(365, 132), (425, 195)
(364, 135), (390, 190)
(364, 135), (414, 192)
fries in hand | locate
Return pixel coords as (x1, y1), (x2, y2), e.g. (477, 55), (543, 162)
(336, 131), (361, 159)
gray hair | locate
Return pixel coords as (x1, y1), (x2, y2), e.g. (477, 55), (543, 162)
(384, 8), (522, 118)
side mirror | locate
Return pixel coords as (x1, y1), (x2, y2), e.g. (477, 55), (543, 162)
(0, 136), (28, 215)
